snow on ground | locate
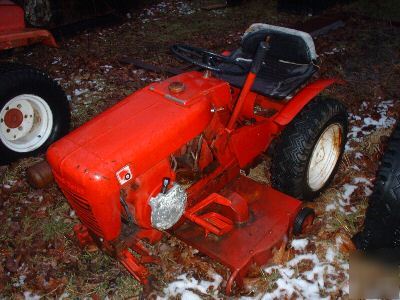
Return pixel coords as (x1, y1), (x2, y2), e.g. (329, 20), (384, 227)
(159, 272), (223, 300)
(291, 239), (309, 251)
(23, 292), (41, 300)
(251, 237), (348, 299)
(139, 1), (197, 23)
(327, 99), (395, 212)
(347, 100), (396, 143)
(321, 47), (346, 56)
(160, 238), (348, 299)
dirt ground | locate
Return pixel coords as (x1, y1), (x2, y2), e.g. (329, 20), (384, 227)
(1, 0), (399, 299)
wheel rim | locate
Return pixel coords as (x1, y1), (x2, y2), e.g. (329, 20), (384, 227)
(307, 123), (343, 191)
(0, 94), (53, 153)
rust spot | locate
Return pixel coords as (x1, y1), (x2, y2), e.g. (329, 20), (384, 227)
(4, 108), (23, 128)
(130, 181), (140, 191)
(168, 81), (185, 94)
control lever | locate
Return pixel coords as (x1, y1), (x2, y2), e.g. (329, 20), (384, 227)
(161, 177), (170, 194)
(250, 37), (270, 75)
(226, 38), (271, 130)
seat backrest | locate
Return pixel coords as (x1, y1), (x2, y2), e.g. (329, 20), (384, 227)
(241, 23), (317, 64)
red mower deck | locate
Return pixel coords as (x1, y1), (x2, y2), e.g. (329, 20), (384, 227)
(174, 176), (302, 294)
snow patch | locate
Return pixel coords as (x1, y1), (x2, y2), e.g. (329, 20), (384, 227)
(291, 239), (309, 251)
(160, 272), (222, 299)
(325, 247), (335, 262)
(258, 247), (348, 299)
(73, 88), (89, 96)
(24, 292), (41, 300)
(342, 184), (357, 201)
(13, 275), (26, 287)
(139, 1), (198, 23)
(347, 100), (395, 143)
(322, 47), (346, 56)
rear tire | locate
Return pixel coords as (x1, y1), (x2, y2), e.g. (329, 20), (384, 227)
(271, 96), (348, 200)
(0, 63), (70, 165)
(353, 122), (400, 250)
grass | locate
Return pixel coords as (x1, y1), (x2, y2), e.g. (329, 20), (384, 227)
(361, 127), (393, 157)
(260, 268), (281, 292)
(41, 202), (73, 241)
(331, 210), (365, 235)
(62, 251), (142, 298)
(95, 0), (300, 63)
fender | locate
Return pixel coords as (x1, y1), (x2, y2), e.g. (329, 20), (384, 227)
(273, 78), (343, 126)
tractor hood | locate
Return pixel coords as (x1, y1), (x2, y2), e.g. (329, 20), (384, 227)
(47, 71), (230, 240)
(48, 72), (230, 177)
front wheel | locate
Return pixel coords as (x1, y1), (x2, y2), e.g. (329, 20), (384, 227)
(0, 63), (70, 165)
(271, 96), (348, 200)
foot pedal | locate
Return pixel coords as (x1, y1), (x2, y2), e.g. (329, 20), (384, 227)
(184, 193), (246, 236)
(198, 212), (233, 236)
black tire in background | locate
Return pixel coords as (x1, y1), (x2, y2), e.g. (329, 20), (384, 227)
(353, 122), (400, 250)
(0, 63), (70, 165)
(271, 96), (348, 200)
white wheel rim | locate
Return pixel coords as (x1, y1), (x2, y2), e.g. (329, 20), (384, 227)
(0, 94), (53, 153)
(307, 123), (343, 191)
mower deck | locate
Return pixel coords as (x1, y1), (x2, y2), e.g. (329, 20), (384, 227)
(174, 176), (302, 294)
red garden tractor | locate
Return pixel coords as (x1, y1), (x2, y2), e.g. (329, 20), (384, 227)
(43, 24), (348, 293)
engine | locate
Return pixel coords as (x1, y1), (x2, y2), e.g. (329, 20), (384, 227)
(47, 71), (232, 241)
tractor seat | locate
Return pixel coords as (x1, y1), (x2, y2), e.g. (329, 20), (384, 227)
(215, 24), (318, 100)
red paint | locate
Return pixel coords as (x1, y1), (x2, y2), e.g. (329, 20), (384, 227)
(0, 1), (57, 50)
(273, 79), (339, 126)
(175, 176), (302, 294)
(4, 108), (23, 128)
(0, 1), (24, 32)
(47, 68), (338, 292)
(227, 72), (257, 130)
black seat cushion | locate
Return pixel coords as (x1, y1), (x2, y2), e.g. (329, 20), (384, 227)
(215, 53), (317, 99)
(214, 24), (318, 100)
(241, 29), (313, 64)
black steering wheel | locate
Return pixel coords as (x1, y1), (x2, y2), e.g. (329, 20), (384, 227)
(171, 44), (249, 76)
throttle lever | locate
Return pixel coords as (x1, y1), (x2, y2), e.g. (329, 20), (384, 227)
(250, 37), (270, 75)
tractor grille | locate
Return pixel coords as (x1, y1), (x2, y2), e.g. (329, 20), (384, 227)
(63, 190), (103, 237)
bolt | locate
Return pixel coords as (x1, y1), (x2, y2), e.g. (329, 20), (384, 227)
(0, 118), (3, 123)
(17, 104), (22, 109)
(18, 126), (23, 131)
(24, 115), (27, 118)
(38, 135), (41, 138)
(6, 128), (10, 133)
(5, 106), (9, 110)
